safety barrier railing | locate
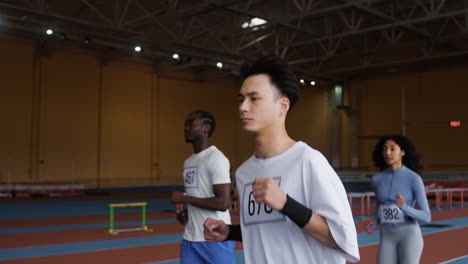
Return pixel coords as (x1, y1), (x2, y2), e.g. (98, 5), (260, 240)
(347, 188), (467, 219)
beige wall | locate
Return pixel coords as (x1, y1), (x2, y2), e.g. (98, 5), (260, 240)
(1, 34), (467, 188)
(352, 70), (468, 171)
(0, 36), (263, 188)
(99, 62), (154, 186)
(287, 85), (332, 156)
(0, 38), (35, 183)
(37, 52), (101, 186)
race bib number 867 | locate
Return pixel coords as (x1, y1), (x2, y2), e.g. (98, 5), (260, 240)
(242, 177), (285, 225)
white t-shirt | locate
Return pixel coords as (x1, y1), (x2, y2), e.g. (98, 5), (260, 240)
(183, 145), (232, 241)
(236, 141), (360, 263)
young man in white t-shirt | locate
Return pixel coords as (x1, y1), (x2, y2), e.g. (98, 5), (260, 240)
(171, 110), (235, 264)
(203, 56), (360, 263)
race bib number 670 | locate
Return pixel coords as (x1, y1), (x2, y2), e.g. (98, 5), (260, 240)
(242, 177), (285, 225)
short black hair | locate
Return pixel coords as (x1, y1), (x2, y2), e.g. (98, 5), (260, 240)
(190, 110), (216, 137)
(372, 135), (422, 174)
(241, 55), (300, 112)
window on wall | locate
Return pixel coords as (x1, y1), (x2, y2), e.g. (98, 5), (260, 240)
(334, 84), (344, 108)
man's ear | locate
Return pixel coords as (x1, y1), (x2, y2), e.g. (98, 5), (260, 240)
(280, 97), (290, 114)
(202, 123), (211, 134)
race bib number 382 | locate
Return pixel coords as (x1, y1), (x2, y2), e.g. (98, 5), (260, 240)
(183, 167), (198, 188)
(379, 204), (405, 224)
(242, 177), (285, 225)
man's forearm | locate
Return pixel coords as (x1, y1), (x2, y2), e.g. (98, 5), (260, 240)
(184, 195), (231, 211)
(303, 213), (339, 249)
(280, 195), (338, 249)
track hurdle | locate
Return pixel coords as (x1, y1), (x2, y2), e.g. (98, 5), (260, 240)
(108, 202), (151, 234)
(348, 192), (366, 218)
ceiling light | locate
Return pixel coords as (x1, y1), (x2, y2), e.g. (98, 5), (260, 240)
(172, 53), (180, 60)
(216, 62), (223, 69)
(241, 17), (268, 29)
(299, 79), (305, 85)
(134, 46), (142, 52)
(310, 81), (316, 86)
(46, 29), (53, 35)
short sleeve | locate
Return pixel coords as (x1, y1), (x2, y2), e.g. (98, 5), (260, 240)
(207, 150), (231, 185)
(304, 150), (360, 262)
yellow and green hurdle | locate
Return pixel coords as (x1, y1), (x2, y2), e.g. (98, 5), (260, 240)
(108, 202), (152, 234)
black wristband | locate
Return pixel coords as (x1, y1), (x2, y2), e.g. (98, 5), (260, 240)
(280, 195), (313, 228)
(225, 224), (243, 241)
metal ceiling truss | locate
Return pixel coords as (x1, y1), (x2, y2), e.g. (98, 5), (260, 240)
(1, 0), (468, 83)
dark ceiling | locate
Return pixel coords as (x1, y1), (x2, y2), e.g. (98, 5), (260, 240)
(1, 0), (468, 84)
